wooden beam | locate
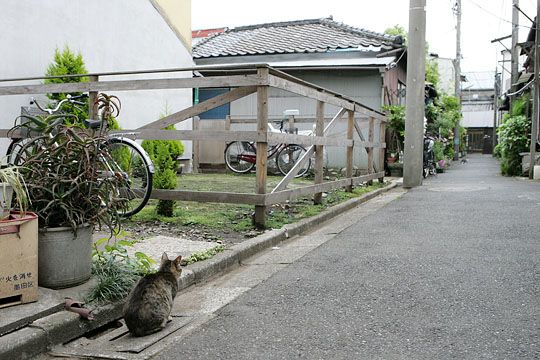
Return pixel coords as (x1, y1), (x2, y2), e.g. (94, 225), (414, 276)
(110, 129), (261, 142)
(268, 67), (387, 120)
(254, 69), (269, 228)
(151, 173), (384, 206)
(354, 104), (387, 122)
(265, 172), (384, 205)
(266, 132), (353, 147)
(192, 116), (200, 174)
(271, 108), (347, 193)
(0, 75), (266, 96)
(138, 86), (257, 130)
(88, 75), (99, 120)
(354, 119), (381, 173)
(313, 100), (325, 205)
(346, 110), (354, 192)
(267, 178), (352, 205)
(268, 74), (355, 111)
(379, 122), (386, 182)
(351, 172), (386, 186)
(367, 117), (374, 178)
(151, 189), (265, 205)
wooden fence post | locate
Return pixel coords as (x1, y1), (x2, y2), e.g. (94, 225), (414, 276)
(225, 114), (231, 132)
(192, 116), (200, 174)
(367, 117), (374, 185)
(254, 68), (269, 228)
(288, 115), (295, 134)
(88, 75), (99, 120)
(346, 110), (354, 192)
(379, 121), (386, 183)
(313, 100), (325, 204)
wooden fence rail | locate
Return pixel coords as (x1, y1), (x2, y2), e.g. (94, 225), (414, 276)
(0, 64), (387, 227)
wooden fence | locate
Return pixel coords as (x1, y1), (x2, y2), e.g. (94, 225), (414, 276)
(0, 64), (387, 227)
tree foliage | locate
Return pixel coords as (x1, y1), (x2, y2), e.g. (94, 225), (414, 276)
(44, 46), (89, 122)
(384, 25), (407, 44)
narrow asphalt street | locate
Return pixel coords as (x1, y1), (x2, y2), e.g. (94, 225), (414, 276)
(154, 155), (539, 359)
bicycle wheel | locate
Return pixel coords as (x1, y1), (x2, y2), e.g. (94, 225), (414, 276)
(224, 141), (256, 173)
(429, 163), (437, 176)
(276, 144), (311, 177)
(8, 137), (47, 166)
(6, 139), (25, 165)
(101, 138), (154, 217)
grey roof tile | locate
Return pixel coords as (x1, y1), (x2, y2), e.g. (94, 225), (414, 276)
(193, 17), (401, 59)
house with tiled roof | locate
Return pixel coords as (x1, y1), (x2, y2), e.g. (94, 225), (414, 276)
(192, 17), (407, 168)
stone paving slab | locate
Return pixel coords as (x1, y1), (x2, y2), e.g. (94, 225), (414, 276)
(0, 287), (62, 336)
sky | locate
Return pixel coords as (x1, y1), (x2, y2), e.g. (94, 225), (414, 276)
(192, 0), (537, 75)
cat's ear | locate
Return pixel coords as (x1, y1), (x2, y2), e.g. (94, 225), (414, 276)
(173, 255), (182, 269)
(161, 252), (169, 264)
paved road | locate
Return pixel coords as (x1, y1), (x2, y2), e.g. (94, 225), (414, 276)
(154, 155), (540, 359)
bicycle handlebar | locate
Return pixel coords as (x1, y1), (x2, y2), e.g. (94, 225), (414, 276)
(30, 93), (88, 115)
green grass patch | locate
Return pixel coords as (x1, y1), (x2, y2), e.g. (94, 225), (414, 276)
(127, 174), (388, 233)
(183, 245), (226, 265)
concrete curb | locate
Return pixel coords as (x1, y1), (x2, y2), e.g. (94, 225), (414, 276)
(0, 180), (400, 360)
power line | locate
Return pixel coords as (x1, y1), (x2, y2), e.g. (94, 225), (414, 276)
(464, 0), (533, 29)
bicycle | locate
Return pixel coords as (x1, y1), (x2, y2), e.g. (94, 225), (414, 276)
(422, 135), (437, 178)
(224, 119), (312, 177)
(7, 93), (155, 217)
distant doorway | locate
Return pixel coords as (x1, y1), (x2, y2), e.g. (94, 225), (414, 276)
(467, 128), (492, 154)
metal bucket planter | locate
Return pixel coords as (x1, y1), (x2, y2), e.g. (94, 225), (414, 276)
(38, 224), (93, 289)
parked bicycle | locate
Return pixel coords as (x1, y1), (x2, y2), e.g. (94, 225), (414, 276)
(423, 135), (437, 178)
(224, 119), (312, 177)
(7, 93), (155, 217)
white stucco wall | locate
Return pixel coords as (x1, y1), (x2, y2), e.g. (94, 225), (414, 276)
(0, 0), (193, 158)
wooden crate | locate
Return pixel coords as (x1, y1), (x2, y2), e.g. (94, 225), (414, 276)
(0, 212), (38, 308)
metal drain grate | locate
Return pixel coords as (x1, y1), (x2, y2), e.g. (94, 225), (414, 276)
(50, 316), (193, 359)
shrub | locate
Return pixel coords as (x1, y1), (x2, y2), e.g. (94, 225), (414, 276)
(88, 236), (155, 303)
(382, 105), (405, 153)
(142, 124), (184, 217)
(153, 142), (178, 216)
(433, 140), (445, 161)
(497, 115), (530, 176)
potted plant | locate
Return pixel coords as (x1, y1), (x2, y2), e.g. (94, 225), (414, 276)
(15, 115), (127, 289)
(0, 164), (30, 220)
(387, 152), (397, 164)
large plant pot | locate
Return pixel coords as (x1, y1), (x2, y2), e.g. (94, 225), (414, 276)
(0, 183), (14, 220)
(38, 224), (92, 289)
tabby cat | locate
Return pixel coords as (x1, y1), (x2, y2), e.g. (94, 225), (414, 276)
(123, 252), (182, 337)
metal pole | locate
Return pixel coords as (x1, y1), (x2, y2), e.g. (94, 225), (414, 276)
(528, 6), (540, 179)
(453, 0), (462, 161)
(403, 0), (426, 188)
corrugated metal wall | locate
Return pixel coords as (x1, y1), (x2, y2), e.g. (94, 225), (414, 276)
(229, 69), (384, 170)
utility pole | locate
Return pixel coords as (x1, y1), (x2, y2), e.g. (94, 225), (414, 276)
(510, 0), (520, 113)
(493, 69), (500, 154)
(453, 0), (462, 161)
(528, 5), (539, 179)
(403, 0), (426, 188)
